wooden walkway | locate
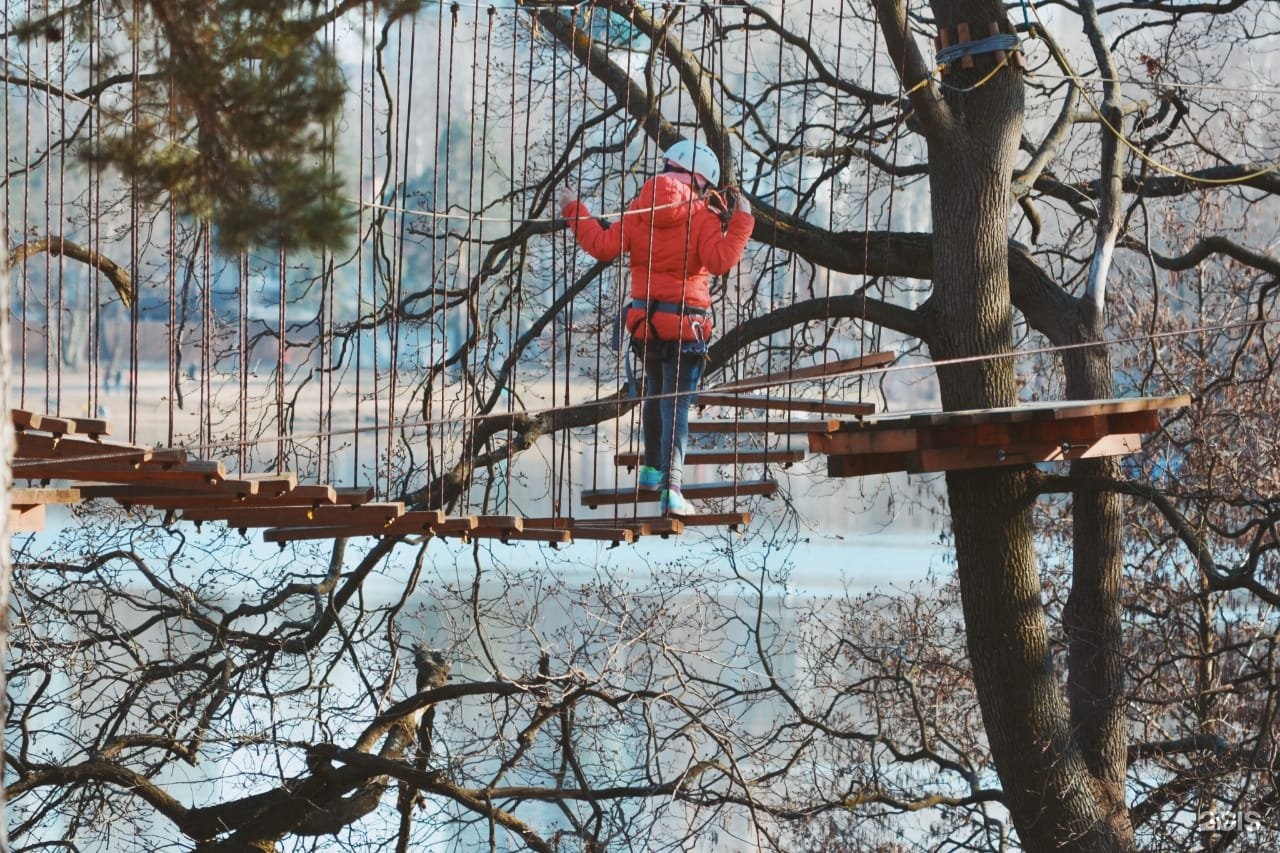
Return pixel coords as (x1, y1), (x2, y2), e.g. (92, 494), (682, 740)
(7, 390), (1188, 543)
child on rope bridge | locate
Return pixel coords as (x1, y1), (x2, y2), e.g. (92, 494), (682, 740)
(558, 140), (755, 515)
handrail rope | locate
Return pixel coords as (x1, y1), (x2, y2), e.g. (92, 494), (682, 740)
(17, 315), (1256, 469)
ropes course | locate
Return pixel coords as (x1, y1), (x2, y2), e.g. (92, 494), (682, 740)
(2, 1), (1191, 545)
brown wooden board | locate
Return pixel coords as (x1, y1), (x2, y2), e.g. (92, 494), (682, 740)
(615, 449), (805, 468)
(10, 503), (46, 533)
(237, 472), (301, 497)
(184, 502), (406, 528)
(434, 516), (479, 535)
(554, 525), (635, 544)
(707, 352), (894, 394)
(13, 409), (113, 436)
(15, 432), (158, 463)
(575, 517), (684, 536)
(827, 452), (915, 478)
(908, 433), (1143, 473)
(811, 427), (918, 455)
(669, 512), (752, 528)
(11, 487), (82, 505)
(690, 419), (842, 435)
(14, 459), (235, 490)
(260, 525), (386, 543)
(696, 393), (875, 416)
(480, 528), (571, 544)
(334, 487), (376, 505)
(827, 395), (1189, 434)
(260, 511), (446, 542)
(581, 479), (777, 508)
(75, 482), (341, 507)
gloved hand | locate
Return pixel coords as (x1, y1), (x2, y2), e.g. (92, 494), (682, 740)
(556, 186), (576, 212)
(731, 187), (752, 216)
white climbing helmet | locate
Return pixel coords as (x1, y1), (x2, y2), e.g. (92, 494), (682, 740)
(664, 139), (721, 187)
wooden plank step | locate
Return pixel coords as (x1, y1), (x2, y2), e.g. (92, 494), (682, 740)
(615, 449), (805, 468)
(708, 352), (894, 394)
(690, 419), (841, 435)
(521, 517), (685, 537)
(14, 459), (235, 489)
(183, 502), (406, 528)
(697, 393), (874, 416)
(555, 525), (636, 544)
(479, 528), (571, 544)
(434, 516), (480, 536)
(14, 432), (156, 463)
(238, 472), (301, 497)
(11, 487), (82, 505)
(122, 486), (344, 510)
(581, 479), (777, 508)
(12, 410), (111, 437)
(74, 482), (340, 507)
(260, 510), (447, 543)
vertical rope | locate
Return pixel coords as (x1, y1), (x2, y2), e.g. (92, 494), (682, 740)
(857, 2), (881, 407)
(201, 224), (212, 453)
(166, 212), (176, 447)
(467, 4), (494, 516)
(276, 248), (286, 472)
(548, 19), (563, 517)
(52, 33), (64, 415)
(128, 5), (141, 442)
(441, 3), (463, 510)
(503, 5), (520, 517)
(354, 4), (371, 488)
(238, 253), (249, 473)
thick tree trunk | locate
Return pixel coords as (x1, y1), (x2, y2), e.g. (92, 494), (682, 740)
(1062, 318), (1134, 846)
(919, 1), (1133, 848)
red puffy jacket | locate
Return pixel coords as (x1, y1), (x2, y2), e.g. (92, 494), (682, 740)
(562, 174), (755, 343)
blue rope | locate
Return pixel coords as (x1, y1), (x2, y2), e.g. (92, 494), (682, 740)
(935, 33), (1021, 67)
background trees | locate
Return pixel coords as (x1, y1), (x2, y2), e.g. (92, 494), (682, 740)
(4, 0), (1280, 850)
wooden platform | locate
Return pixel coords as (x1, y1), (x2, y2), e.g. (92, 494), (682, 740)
(7, 393), (1183, 538)
(812, 396), (1190, 477)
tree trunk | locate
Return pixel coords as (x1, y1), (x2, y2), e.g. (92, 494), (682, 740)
(1062, 319), (1135, 846)
(920, 1), (1133, 848)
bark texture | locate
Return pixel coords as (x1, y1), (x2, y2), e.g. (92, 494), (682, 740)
(893, 0), (1136, 848)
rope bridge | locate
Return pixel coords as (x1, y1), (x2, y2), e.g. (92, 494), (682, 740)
(2, 2), (1182, 543)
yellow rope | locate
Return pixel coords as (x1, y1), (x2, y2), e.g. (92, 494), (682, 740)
(1026, 7), (1280, 186)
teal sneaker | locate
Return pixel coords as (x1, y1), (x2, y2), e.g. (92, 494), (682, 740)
(660, 488), (690, 516)
(638, 465), (662, 490)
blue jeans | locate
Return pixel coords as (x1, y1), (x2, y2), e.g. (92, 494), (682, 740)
(641, 346), (703, 491)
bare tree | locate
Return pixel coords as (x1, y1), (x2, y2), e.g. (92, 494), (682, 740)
(6, 0), (1280, 851)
